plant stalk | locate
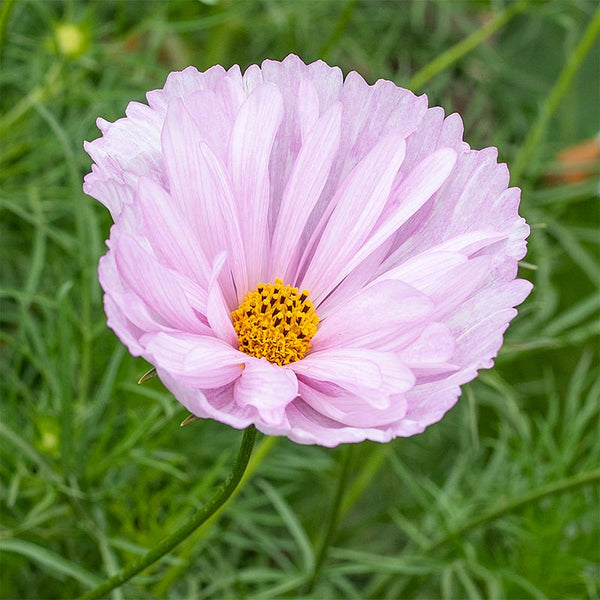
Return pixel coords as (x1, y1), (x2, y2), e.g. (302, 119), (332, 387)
(306, 444), (354, 593)
(79, 425), (258, 600)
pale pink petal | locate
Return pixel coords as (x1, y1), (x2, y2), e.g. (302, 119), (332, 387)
(423, 256), (493, 316)
(312, 279), (432, 351)
(398, 322), (455, 365)
(301, 132), (407, 303)
(390, 148), (523, 266)
(292, 347), (414, 404)
(234, 358), (298, 426)
(99, 251), (202, 347)
(432, 231), (508, 256)
(381, 254), (494, 318)
(183, 89), (233, 162)
(403, 378), (467, 430)
(228, 83), (284, 286)
(136, 177), (212, 286)
(143, 331), (244, 388)
(206, 253), (238, 346)
(315, 241), (393, 319)
(379, 250), (467, 291)
(83, 166), (135, 220)
(146, 65), (227, 110)
(102, 293), (145, 356)
(335, 148), (457, 284)
(114, 233), (208, 333)
(242, 64), (264, 92)
(270, 102), (342, 281)
(299, 381), (407, 428)
(156, 374), (256, 430)
(161, 98), (247, 301)
(279, 399), (393, 447)
(83, 102), (163, 219)
(446, 279), (533, 340)
(297, 77), (321, 142)
(377, 230), (506, 275)
(454, 308), (517, 369)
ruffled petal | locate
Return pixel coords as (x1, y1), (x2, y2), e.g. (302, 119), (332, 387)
(136, 177), (212, 286)
(292, 347), (414, 405)
(228, 83), (284, 286)
(301, 132), (407, 303)
(270, 102), (342, 281)
(312, 279), (432, 351)
(156, 374), (256, 430)
(234, 358), (298, 426)
(161, 98), (247, 303)
(299, 381), (407, 428)
(334, 148), (457, 285)
(276, 399), (393, 447)
(206, 253), (238, 346)
(113, 232), (208, 333)
(183, 89), (233, 162)
(143, 331), (244, 388)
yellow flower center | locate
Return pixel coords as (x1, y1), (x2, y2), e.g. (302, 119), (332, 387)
(231, 278), (319, 366)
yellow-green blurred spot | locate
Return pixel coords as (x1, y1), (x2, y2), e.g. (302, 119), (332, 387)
(54, 23), (88, 58)
(35, 415), (60, 456)
(40, 430), (59, 455)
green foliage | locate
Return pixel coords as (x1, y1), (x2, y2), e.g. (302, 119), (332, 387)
(1, 0), (598, 598)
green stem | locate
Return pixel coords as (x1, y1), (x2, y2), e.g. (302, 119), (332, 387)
(152, 435), (278, 597)
(407, 0), (531, 91)
(427, 468), (600, 552)
(319, 0), (359, 59)
(306, 444), (354, 593)
(79, 426), (258, 600)
(0, 0), (16, 48)
(511, 5), (600, 182)
(366, 468), (599, 600)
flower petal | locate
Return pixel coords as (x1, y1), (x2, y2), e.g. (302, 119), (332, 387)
(114, 232), (208, 333)
(302, 132), (407, 303)
(292, 347), (414, 404)
(270, 102), (342, 281)
(312, 279), (432, 351)
(206, 253), (238, 346)
(379, 230), (506, 275)
(378, 250), (467, 292)
(136, 177), (212, 286)
(399, 322), (455, 365)
(297, 76), (321, 142)
(299, 381), (408, 428)
(161, 98), (247, 301)
(335, 147), (457, 285)
(156, 374), (256, 430)
(143, 331), (244, 388)
(280, 399), (393, 447)
(183, 89), (233, 162)
(228, 83), (284, 286)
(234, 358), (298, 426)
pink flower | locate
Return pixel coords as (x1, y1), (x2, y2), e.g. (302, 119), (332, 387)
(84, 55), (531, 447)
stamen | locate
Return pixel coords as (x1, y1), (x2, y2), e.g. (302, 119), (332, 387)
(231, 278), (319, 366)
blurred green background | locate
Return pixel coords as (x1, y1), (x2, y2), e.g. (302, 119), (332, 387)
(1, 0), (599, 598)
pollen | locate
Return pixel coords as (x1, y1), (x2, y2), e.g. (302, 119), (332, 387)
(231, 278), (319, 366)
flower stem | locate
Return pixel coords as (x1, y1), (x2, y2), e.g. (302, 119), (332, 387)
(306, 444), (354, 593)
(79, 426), (258, 600)
(511, 5), (600, 182)
(407, 0), (531, 91)
(426, 468), (600, 552)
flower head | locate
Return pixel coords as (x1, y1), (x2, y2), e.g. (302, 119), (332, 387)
(84, 55), (531, 446)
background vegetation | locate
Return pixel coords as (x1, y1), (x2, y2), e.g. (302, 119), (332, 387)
(1, 0), (598, 598)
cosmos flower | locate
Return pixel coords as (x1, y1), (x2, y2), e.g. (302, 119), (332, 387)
(84, 55), (531, 447)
